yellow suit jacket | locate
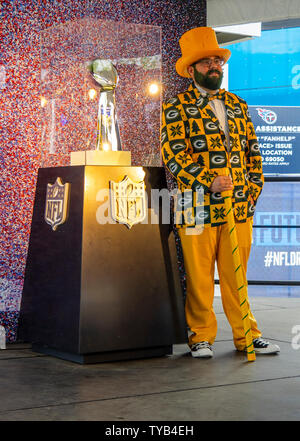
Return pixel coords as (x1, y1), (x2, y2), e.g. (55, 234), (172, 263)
(161, 83), (264, 227)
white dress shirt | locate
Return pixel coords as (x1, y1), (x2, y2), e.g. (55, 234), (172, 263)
(196, 84), (230, 151)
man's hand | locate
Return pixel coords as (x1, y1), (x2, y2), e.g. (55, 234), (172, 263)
(210, 175), (233, 193)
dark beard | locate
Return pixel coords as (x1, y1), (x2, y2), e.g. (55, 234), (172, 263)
(193, 67), (223, 90)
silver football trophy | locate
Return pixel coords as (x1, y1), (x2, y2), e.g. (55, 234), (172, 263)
(90, 59), (121, 151)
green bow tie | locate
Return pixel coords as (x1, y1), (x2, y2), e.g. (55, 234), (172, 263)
(208, 90), (226, 101)
(196, 89), (226, 109)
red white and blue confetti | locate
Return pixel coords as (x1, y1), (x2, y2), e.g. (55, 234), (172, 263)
(0, 0), (206, 342)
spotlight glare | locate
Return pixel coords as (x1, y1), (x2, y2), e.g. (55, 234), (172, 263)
(88, 88), (97, 100)
(102, 142), (111, 151)
(148, 83), (159, 95)
(40, 96), (47, 107)
(137, 167), (146, 181)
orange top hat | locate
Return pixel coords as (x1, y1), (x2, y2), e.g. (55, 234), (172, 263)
(176, 27), (231, 78)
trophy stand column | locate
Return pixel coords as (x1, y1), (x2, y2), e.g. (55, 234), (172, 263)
(18, 164), (187, 363)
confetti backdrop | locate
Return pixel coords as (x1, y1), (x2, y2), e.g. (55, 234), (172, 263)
(0, 0), (206, 342)
(39, 18), (162, 167)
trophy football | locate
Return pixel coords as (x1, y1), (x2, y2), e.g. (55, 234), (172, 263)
(70, 59), (131, 165)
(91, 59), (121, 151)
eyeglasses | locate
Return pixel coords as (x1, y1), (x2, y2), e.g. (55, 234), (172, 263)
(196, 58), (225, 68)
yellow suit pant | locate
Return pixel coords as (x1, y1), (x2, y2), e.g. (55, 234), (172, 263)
(178, 219), (261, 350)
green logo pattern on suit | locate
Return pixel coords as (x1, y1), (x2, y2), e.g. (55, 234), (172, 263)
(161, 84), (264, 227)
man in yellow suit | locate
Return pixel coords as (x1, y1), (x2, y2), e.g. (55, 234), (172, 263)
(161, 27), (280, 358)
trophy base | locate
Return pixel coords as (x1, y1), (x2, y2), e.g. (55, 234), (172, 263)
(18, 166), (187, 364)
(70, 150), (131, 166)
(31, 344), (173, 364)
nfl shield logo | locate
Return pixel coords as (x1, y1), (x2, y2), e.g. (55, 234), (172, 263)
(109, 175), (146, 229)
(44, 177), (70, 231)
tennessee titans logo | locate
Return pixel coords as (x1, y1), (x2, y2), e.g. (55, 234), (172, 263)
(256, 108), (277, 124)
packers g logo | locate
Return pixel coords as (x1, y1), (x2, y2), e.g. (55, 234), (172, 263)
(205, 121), (218, 131)
(166, 109), (179, 120)
(171, 142), (185, 152)
(188, 165), (201, 174)
(195, 210), (209, 221)
(230, 154), (240, 165)
(186, 106), (199, 116)
(211, 155), (226, 166)
(196, 97), (205, 107)
(234, 106), (242, 115)
(192, 139), (206, 151)
(161, 130), (167, 143)
(177, 194), (193, 207)
(250, 143), (260, 154)
(235, 189), (245, 199)
(227, 109), (235, 118)
(211, 192), (223, 202)
(169, 162), (179, 174)
(248, 204), (255, 214)
(168, 97), (178, 105)
(250, 176), (262, 185)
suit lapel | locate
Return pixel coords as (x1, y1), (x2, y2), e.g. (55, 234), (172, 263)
(224, 92), (239, 152)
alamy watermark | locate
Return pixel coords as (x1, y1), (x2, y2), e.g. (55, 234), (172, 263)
(95, 187), (205, 235)
(291, 325), (300, 350)
(0, 326), (6, 350)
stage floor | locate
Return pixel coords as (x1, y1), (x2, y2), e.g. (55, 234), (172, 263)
(0, 295), (299, 422)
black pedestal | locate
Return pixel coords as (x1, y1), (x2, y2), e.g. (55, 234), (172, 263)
(18, 166), (187, 363)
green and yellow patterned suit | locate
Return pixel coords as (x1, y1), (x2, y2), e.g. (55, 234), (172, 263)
(161, 83), (264, 227)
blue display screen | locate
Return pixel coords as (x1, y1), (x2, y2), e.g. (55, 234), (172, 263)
(248, 181), (300, 282)
(248, 106), (300, 175)
(219, 28), (300, 283)
(254, 181), (300, 220)
(227, 27), (300, 176)
(227, 27), (300, 107)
